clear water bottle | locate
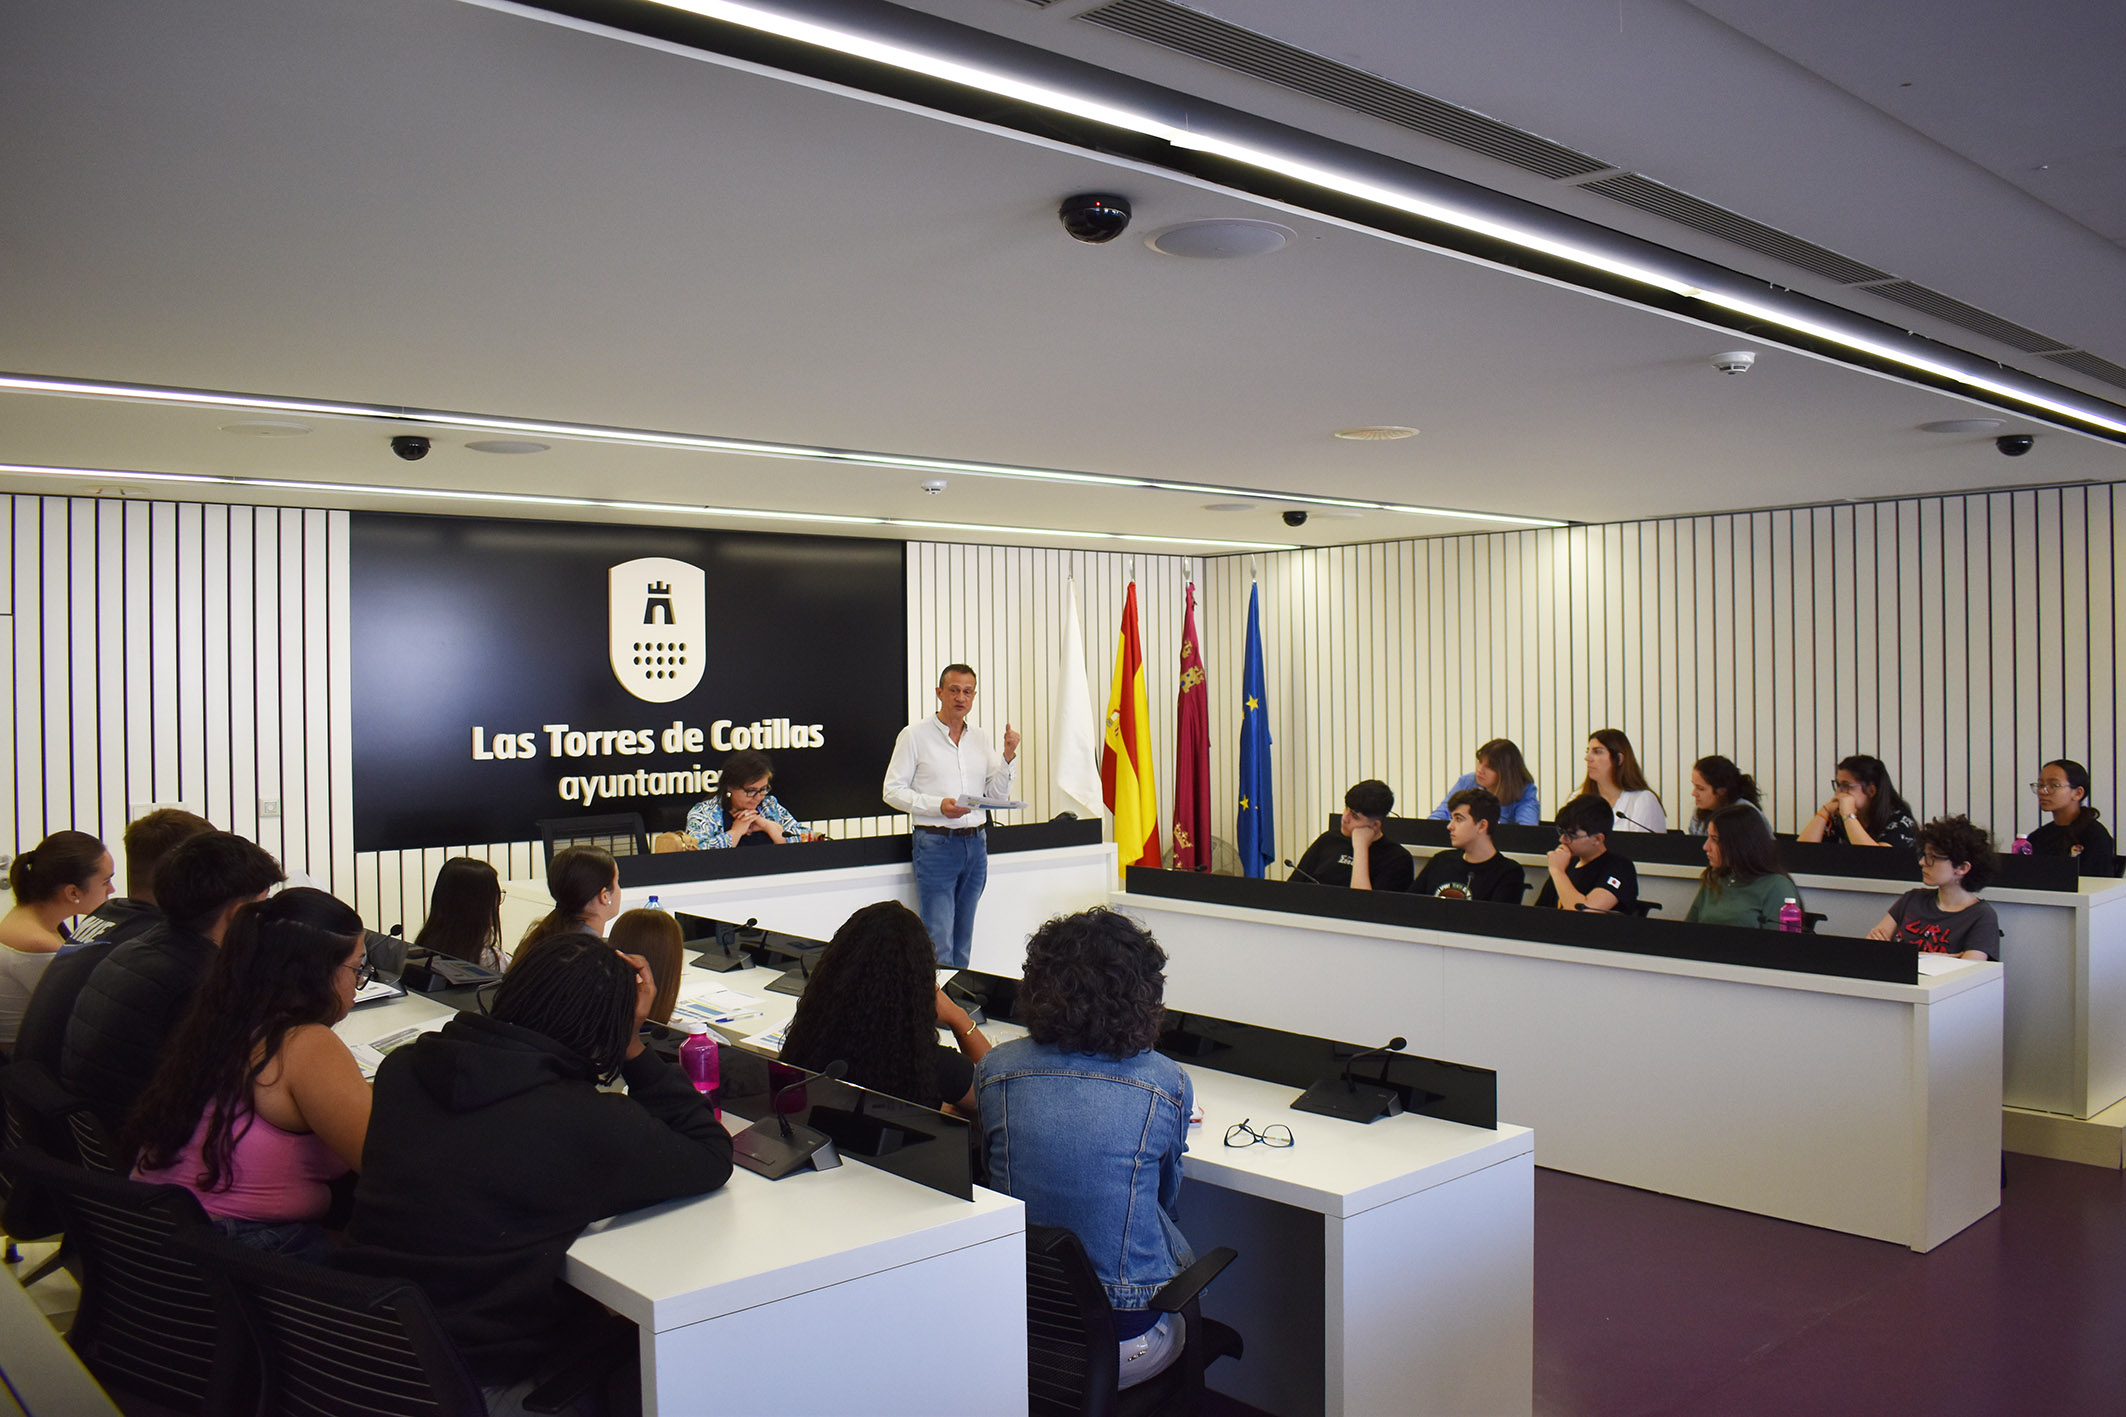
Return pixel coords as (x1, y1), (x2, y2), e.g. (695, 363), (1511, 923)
(647, 894), (662, 912)
(676, 1019), (720, 1118)
(1778, 898), (1803, 933)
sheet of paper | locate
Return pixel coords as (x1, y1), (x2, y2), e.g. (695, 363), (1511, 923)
(350, 1017), (449, 1079)
(1915, 952), (1976, 976)
(964, 796), (1027, 810)
(672, 983), (769, 1026)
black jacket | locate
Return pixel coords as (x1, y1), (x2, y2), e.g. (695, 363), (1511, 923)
(58, 923), (216, 1126)
(12, 898), (162, 1071)
(337, 1012), (733, 1384)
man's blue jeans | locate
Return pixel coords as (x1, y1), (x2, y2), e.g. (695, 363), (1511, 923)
(911, 827), (987, 968)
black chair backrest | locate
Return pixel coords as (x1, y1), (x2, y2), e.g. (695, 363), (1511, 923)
(68, 1108), (123, 1175)
(2, 1147), (247, 1414)
(537, 813), (649, 867)
(1026, 1224), (1121, 1417)
(180, 1229), (486, 1417)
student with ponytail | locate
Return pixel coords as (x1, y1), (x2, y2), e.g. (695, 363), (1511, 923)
(2029, 759), (2116, 877)
(0, 831), (114, 1052)
(1687, 756), (1763, 837)
(130, 889), (372, 1259)
(514, 844), (621, 957)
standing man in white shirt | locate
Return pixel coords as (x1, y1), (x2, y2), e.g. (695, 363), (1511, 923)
(883, 664), (1021, 967)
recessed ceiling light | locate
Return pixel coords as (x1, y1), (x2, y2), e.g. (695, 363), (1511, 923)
(1918, 419), (2007, 434)
(1309, 509), (1364, 519)
(1201, 501), (1255, 512)
(465, 439), (550, 454)
(218, 419), (311, 437)
(1334, 426), (1420, 441)
(1146, 219), (1294, 259)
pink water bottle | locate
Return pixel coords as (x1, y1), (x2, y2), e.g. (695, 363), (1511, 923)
(2012, 836), (2033, 856)
(1778, 898), (1803, 933)
(677, 1020), (720, 1119)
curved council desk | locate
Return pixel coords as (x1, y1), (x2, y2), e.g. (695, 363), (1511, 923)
(1119, 868), (2001, 1252)
(1388, 819), (2126, 1126)
(502, 819), (1114, 976)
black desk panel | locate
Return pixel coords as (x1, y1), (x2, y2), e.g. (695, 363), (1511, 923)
(617, 816), (1102, 888)
(1126, 866), (1916, 984)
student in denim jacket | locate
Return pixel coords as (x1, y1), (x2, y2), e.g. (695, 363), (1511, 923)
(976, 909), (1193, 1389)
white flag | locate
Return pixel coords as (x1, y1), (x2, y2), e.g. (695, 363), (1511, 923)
(1053, 579), (1105, 820)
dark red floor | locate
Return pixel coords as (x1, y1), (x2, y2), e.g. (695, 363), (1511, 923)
(1535, 1153), (2126, 1417)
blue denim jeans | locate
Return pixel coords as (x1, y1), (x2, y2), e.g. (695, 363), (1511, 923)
(910, 828), (986, 968)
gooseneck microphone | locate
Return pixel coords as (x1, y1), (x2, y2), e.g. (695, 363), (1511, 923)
(732, 1060), (849, 1178)
(1292, 1036), (1410, 1124)
(1339, 1036), (1407, 1091)
(1284, 859), (1322, 884)
(1610, 810), (1660, 833)
(770, 1058), (846, 1140)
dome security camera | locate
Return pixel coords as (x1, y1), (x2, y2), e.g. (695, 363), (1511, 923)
(1058, 193), (1132, 244)
(921, 479), (948, 495)
(1282, 509), (1309, 527)
(1711, 351), (1757, 376)
(390, 435), (431, 461)
(1996, 434), (2035, 457)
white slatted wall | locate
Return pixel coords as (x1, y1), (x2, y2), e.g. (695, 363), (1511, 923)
(1201, 485), (2120, 872)
(7, 487), (2116, 933)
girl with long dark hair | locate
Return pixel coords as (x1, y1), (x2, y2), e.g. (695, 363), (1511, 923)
(130, 888), (371, 1257)
(781, 900), (989, 1112)
(1573, 729), (1666, 832)
(413, 856), (504, 968)
(1684, 805), (1801, 929)
(1427, 738), (1541, 826)
(1798, 754), (1917, 850)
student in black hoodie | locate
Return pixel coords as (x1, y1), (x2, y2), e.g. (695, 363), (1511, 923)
(339, 932), (732, 1413)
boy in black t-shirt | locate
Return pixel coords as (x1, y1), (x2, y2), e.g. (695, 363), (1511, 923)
(1293, 779), (1415, 892)
(1534, 795), (1639, 912)
(1413, 788), (1527, 904)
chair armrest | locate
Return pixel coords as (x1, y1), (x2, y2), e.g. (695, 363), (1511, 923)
(1148, 1246), (1237, 1315)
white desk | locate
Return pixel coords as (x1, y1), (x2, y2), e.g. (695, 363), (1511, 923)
(1118, 890), (2002, 1252)
(1427, 843), (2126, 1119)
(503, 840), (1115, 978)
(335, 985), (1028, 1417)
(1177, 1067), (1532, 1417)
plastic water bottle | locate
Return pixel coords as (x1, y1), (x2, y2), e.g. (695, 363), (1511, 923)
(1778, 898), (1803, 933)
(2012, 837), (2033, 856)
(677, 1019), (720, 1118)
(647, 894), (662, 912)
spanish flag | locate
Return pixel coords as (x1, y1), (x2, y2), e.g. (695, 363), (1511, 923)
(1102, 581), (1162, 876)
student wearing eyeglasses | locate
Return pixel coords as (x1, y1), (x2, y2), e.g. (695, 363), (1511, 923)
(130, 889), (374, 1260)
(1797, 754), (1917, 851)
(1865, 816), (2001, 960)
(2027, 759), (2116, 877)
(1535, 795), (1639, 913)
(685, 749), (809, 848)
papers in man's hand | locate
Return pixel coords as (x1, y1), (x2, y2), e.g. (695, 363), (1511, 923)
(964, 796), (1027, 811)
(350, 1018), (448, 1079)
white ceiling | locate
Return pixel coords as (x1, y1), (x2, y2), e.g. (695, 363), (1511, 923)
(0, 0), (2119, 549)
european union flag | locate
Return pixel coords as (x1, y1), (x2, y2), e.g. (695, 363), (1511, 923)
(1236, 583), (1274, 878)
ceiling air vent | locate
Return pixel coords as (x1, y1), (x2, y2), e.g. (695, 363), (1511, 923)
(1078, 0), (1607, 181)
(1580, 174), (1889, 286)
(1865, 282), (2075, 355)
(2044, 350), (2126, 394)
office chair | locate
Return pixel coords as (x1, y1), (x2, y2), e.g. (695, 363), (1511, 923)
(3, 1148), (253, 1417)
(1626, 899), (1663, 918)
(1024, 1224), (1243, 1417)
(535, 812), (649, 867)
(0, 1061), (79, 1281)
(179, 1229), (637, 1417)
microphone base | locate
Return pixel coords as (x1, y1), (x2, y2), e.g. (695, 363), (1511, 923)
(688, 943), (749, 974)
(1291, 1079), (1404, 1124)
(732, 1120), (843, 1179)
(764, 966), (812, 997)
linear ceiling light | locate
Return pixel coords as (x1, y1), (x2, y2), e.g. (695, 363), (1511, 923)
(0, 462), (1299, 551)
(634, 1), (2126, 440)
(0, 372), (1567, 527)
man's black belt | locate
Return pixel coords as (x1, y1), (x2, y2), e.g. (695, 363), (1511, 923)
(914, 824), (986, 837)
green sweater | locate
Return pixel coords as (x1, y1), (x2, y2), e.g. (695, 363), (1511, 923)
(1685, 873), (1801, 930)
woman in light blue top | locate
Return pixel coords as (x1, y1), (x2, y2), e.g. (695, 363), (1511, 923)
(1429, 738), (1541, 826)
(683, 751), (806, 849)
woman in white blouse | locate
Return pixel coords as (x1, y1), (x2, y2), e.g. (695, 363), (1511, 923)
(1572, 729), (1667, 833)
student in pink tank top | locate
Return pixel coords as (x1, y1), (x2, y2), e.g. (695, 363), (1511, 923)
(129, 888), (373, 1261)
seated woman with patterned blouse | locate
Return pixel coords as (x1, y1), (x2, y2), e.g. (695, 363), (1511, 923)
(684, 750), (808, 848)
